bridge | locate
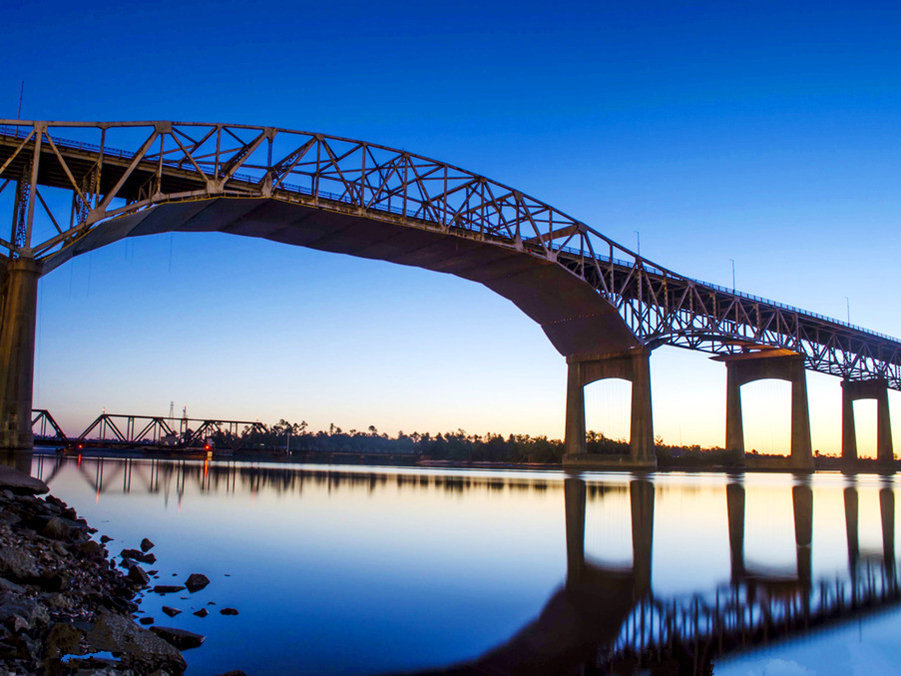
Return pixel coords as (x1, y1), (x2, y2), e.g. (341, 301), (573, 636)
(1, 120), (899, 470)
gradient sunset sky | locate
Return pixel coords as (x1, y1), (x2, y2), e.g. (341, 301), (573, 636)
(5, 1), (901, 455)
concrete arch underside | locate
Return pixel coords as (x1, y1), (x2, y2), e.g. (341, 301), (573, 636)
(44, 197), (639, 360)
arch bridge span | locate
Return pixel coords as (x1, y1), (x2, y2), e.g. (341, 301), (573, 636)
(0, 120), (898, 468)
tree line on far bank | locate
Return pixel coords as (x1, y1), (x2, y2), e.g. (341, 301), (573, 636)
(214, 420), (742, 466)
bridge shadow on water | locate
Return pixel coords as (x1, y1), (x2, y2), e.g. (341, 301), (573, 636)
(19, 453), (901, 675)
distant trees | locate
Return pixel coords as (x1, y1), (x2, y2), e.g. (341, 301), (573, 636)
(217, 421), (737, 467)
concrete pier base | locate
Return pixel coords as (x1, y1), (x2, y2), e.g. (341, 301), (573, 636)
(0, 259), (39, 451)
(841, 378), (894, 473)
(719, 351), (813, 471)
(563, 348), (656, 470)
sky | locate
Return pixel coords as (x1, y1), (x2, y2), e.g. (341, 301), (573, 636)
(4, 0), (901, 455)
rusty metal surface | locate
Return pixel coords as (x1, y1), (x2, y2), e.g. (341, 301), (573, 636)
(1, 121), (899, 385)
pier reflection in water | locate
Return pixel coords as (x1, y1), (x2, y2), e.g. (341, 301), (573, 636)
(25, 454), (901, 674)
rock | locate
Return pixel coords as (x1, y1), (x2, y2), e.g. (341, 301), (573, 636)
(161, 606), (181, 617)
(100, 534), (113, 543)
(139, 616), (155, 625)
(37, 571), (66, 592)
(42, 621), (83, 660)
(0, 576), (25, 594)
(220, 607), (239, 616)
(184, 573), (210, 593)
(0, 466), (48, 495)
(140, 538), (155, 552)
(0, 547), (39, 581)
(76, 539), (104, 560)
(42, 516), (85, 541)
(150, 625), (205, 650)
(193, 608), (208, 618)
(41, 592), (73, 610)
(86, 611), (186, 672)
(153, 585), (185, 594)
(214, 672), (248, 676)
(0, 590), (50, 629)
(127, 565), (150, 587)
(121, 548), (155, 564)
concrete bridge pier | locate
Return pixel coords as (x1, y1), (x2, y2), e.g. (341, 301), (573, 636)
(726, 481), (746, 582)
(881, 486), (895, 571)
(793, 483), (813, 589)
(564, 475), (587, 586)
(563, 474), (654, 598)
(0, 258), (39, 452)
(844, 484), (859, 576)
(841, 378), (894, 473)
(630, 479), (654, 597)
(563, 347), (656, 469)
(720, 352), (813, 471)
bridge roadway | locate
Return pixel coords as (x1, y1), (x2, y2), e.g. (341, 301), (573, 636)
(1, 121), (900, 470)
(29, 453), (901, 672)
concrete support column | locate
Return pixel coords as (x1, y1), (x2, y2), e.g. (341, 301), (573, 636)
(564, 476), (586, 586)
(563, 361), (586, 458)
(844, 485), (859, 576)
(629, 350), (654, 463)
(0, 259), (39, 451)
(881, 486), (895, 571)
(789, 359), (813, 470)
(630, 479), (654, 597)
(726, 364), (744, 454)
(841, 379), (894, 472)
(792, 483), (813, 589)
(562, 348), (656, 468)
(726, 481), (745, 582)
(877, 391), (894, 469)
(718, 353), (812, 470)
(841, 382), (858, 467)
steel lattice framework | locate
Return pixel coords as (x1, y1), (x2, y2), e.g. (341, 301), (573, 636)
(1, 120), (899, 388)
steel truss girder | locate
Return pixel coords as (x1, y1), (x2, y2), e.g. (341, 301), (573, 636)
(1, 120), (899, 389)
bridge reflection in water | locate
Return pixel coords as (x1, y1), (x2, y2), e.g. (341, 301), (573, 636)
(28, 456), (901, 673)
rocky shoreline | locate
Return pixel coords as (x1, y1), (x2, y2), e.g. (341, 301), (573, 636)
(0, 465), (238, 676)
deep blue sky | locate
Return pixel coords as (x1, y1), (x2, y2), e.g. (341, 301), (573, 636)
(4, 1), (901, 454)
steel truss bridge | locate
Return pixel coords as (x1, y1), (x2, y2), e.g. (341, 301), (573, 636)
(1, 120), (899, 462)
(31, 409), (267, 450)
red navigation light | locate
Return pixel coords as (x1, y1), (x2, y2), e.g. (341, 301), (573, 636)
(204, 444), (210, 451)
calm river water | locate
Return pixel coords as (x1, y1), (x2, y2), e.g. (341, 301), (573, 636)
(27, 454), (901, 674)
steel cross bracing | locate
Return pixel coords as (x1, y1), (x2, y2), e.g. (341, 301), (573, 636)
(1, 120), (899, 387)
(75, 412), (268, 448)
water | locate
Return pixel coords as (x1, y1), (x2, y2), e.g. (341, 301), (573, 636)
(26, 454), (901, 674)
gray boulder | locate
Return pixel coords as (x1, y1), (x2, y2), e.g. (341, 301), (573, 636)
(0, 546), (40, 581)
(0, 466), (48, 494)
(150, 625), (205, 650)
(86, 611), (186, 673)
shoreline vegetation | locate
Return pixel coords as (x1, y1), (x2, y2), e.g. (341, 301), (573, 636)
(58, 420), (882, 472)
